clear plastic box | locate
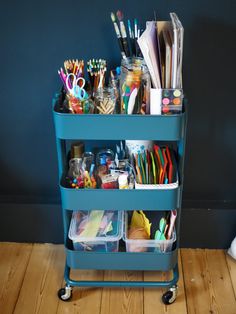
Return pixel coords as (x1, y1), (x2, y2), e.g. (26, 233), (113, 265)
(69, 210), (123, 252)
(123, 212), (176, 253)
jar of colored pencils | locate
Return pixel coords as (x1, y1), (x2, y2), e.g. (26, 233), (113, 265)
(120, 57), (150, 114)
(94, 87), (116, 114)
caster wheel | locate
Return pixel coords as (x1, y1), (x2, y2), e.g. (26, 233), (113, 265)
(162, 285), (178, 305)
(58, 285), (72, 301)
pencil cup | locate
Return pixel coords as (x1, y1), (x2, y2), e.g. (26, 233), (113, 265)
(94, 87), (116, 114)
(125, 140), (153, 156)
(120, 57), (151, 114)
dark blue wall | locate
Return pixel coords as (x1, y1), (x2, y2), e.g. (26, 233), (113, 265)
(0, 0), (235, 245)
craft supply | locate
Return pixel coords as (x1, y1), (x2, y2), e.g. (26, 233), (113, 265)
(87, 59), (107, 96)
(67, 95), (94, 114)
(166, 210), (177, 240)
(118, 173), (129, 189)
(128, 211), (151, 252)
(116, 10), (130, 57)
(68, 158), (82, 179)
(161, 89), (183, 114)
(71, 142), (84, 159)
(58, 59), (85, 94)
(110, 12), (126, 59)
(127, 19), (135, 56)
(137, 21), (162, 89)
(96, 149), (115, 167)
(154, 217), (167, 240)
(128, 227), (149, 241)
(132, 145), (177, 185)
(110, 12), (143, 59)
(101, 173), (119, 189)
(79, 211), (105, 238)
(109, 68), (120, 112)
(135, 21), (143, 57)
(94, 87), (116, 114)
(64, 59), (84, 77)
(120, 57), (150, 114)
(130, 210), (151, 237)
(66, 74), (88, 99)
(82, 152), (94, 172)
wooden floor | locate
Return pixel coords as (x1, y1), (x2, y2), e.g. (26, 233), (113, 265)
(0, 243), (235, 314)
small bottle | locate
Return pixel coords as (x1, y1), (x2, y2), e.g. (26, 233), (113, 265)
(71, 142), (84, 159)
(128, 174), (135, 189)
(118, 174), (129, 189)
(98, 156), (108, 177)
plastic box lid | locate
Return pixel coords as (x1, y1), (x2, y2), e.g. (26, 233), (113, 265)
(69, 210), (123, 242)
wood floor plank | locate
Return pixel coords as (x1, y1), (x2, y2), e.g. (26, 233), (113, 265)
(1, 243), (236, 314)
(100, 270), (144, 314)
(205, 249), (236, 313)
(181, 249), (236, 314)
(226, 251), (236, 298)
(143, 251), (187, 314)
(57, 269), (104, 314)
(14, 244), (65, 314)
(0, 242), (33, 314)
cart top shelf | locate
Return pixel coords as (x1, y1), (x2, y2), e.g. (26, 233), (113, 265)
(53, 94), (186, 141)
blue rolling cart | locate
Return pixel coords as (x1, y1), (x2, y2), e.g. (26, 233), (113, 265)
(53, 92), (187, 304)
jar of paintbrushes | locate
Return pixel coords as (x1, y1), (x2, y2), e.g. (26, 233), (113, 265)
(120, 57), (150, 114)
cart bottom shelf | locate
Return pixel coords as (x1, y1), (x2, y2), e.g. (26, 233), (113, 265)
(65, 247), (178, 271)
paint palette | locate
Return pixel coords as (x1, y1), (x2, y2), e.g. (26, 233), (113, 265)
(161, 89), (183, 115)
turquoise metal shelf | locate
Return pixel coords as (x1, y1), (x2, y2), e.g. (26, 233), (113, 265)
(53, 94), (186, 141)
(60, 184), (181, 211)
(66, 247), (178, 271)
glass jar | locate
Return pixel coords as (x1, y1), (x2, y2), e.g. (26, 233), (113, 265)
(94, 87), (116, 114)
(82, 152), (94, 172)
(120, 57), (150, 114)
(66, 95), (94, 114)
(109, 68), (121, 113)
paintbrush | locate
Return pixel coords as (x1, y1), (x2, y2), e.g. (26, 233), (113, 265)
(116, 10), (130, 57)
(128, 19), (135, 56)
(111, 12), (126, 59)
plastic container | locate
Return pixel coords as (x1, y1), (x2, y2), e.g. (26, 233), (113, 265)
(69, 210), (123, 252)
(123, 213), (176, 253)
(135, 179), (179, 190)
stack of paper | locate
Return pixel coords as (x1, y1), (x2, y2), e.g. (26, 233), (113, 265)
(137, 21), (162, 89)
(137, 13), (184, 89)
(170, 13), (184, 89)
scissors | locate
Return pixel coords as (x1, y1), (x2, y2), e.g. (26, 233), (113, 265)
(66, 73), (88, 99)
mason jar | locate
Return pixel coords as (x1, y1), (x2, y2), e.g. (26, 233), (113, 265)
(120, 57), (150, 114)
(94, 87), (116, 114)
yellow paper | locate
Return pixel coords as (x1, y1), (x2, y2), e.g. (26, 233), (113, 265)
(79, 210), (104, 238)
(130, 210), (151, 237)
